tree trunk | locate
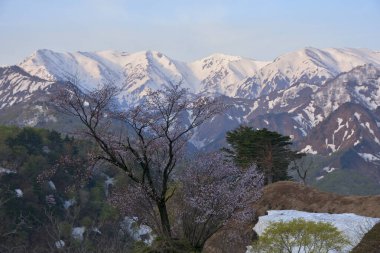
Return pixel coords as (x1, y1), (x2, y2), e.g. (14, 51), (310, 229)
(267, 167), (273, 184)
(157, 200), (172, 238)
(267, 174), (273, 184)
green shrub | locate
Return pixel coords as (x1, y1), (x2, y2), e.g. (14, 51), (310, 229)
(58, 221), (73, 237)
(133, 237), (196, 253)
(251, 218), (350, 253)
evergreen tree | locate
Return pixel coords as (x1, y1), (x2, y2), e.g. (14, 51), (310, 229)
(6, 128), (43, 155)
(224, 126), (303, 184)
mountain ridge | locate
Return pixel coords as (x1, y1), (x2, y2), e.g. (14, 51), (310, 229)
(17, 47), (380, 102)
(1, 47), (380, 195)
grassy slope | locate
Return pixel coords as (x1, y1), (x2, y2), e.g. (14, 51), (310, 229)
(254, 181), (380, 218)
(351, 222), (380, 253)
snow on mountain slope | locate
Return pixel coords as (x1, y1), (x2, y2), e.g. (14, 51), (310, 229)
(118, 50), (198, 104)
(19, 50), (270, 101)
(290, 64), (380, 135)
(0, 66), (54, 109)
(265, 47), (380, 80)
(18, 47), (380, 103)
(20, 49), (126, 88)
(188, 53), (269, 95)
(300, 102), (380, 156)
(237, 47), (380, 99)
(19, 49), (198, 104)
(11, 49), (380, 144)
(12, 48), (380, 143)
(242, 64), (380, 140)
(313, 64), (380, 115)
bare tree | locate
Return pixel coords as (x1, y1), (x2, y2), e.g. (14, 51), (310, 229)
(54, 80), (224, 239)
(180, 152), (264, 251)
(291, 156), (314, 185)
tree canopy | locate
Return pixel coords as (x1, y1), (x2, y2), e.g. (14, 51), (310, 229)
(0, 126), (128, 252)
(224, 126), (303, 184)
(55, 82), (224, 240)
(180, 152), (263, 251)
(251, 218), (350, 253)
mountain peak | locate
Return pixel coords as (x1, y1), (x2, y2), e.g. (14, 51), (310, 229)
(202, 53), (242, 62)
(15, 47), (380, 101)
(33, 48), (55, 55)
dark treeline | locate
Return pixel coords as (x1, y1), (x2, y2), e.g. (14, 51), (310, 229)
(0, 126), (134, 253)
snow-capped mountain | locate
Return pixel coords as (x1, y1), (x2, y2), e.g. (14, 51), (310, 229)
(7, 47), (380, 148)
(0, 66), (54, 109)
(243, 63), (380, 133)
(0, 66), (66, 127)
(237, 47), (380, 99)
(2, 47), (380, 193)
(188, 53), (269, 95)
(295, 65), (380, 160)
(6, 48), (380, 136)
(19, 49), (269, 104)
(18, 47), (380, 104)
(20, 50), (195, 105)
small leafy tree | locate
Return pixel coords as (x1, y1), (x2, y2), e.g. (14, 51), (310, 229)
(251, 218), (350, 253)
(224, 126), (303, 184)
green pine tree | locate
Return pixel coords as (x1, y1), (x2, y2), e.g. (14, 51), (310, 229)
(224, 126), (303, 184)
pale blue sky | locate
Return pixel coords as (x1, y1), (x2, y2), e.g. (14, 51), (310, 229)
(0, 0), (379, 65)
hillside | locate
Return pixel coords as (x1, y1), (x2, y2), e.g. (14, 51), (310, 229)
(204, 181), (380, 253)
(352, 222), (380, 253)
(254, 181), (380, 217)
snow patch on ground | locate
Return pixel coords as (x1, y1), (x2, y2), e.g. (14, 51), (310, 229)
(0, 167), (16, 174)
(364, 122), (380, 144)
(120, 217), (155, 245)
(334, 118), (345, 134)
(247, 210), (380, 253)
(189, 131), (211, 149)
(303, 101), (323, 126)
(252, 100), (259, 111)
(316, 175), (324, 181)
(64, 198), (76, 209)
(354, 112), (361, 121)
(72, 227), (86, 241)
(48, 180), (56, 191)
(15, 189), (23, 197)
(55, 240), (65, 249)
(358, 152), (380, 162)
(105, 175), (115, 197)
(299, 145), (317, 155)
(323, 166), (337, 173)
